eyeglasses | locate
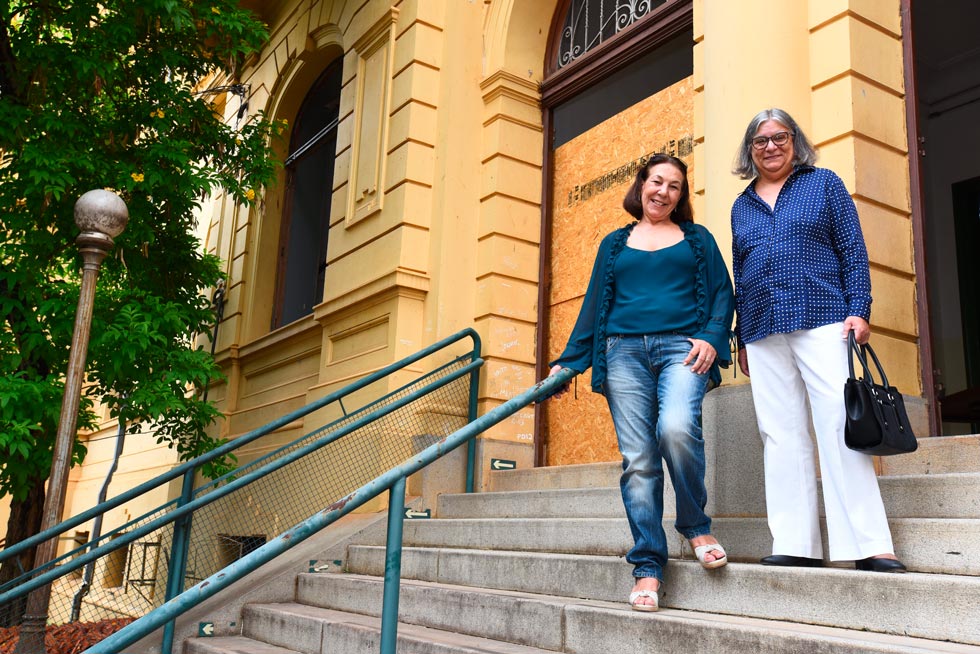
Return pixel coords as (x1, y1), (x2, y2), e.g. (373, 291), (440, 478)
(751, 131), (792, 150)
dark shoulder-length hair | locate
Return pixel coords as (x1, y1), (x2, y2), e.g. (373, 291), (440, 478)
(622, 153), (694, 224)
(732, 107), (818, 179)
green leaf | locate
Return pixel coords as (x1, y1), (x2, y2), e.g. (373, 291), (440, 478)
(0, 0), (278, 514)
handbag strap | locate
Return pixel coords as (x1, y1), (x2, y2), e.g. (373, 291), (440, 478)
(847, 330), (890, 388)
(861, 338), (891, 388)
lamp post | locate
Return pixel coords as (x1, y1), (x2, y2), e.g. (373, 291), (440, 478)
(14, 190), (128, 654)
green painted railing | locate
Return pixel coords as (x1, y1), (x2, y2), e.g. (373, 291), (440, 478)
(0, 328), (484, 645)
(83, 367), (576, 654)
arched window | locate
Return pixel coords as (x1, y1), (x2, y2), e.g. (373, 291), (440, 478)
(272, 60), (343, 329)
(556, 0), (668, 69)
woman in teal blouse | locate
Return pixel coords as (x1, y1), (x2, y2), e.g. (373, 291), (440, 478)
(547, 154), (735, 611)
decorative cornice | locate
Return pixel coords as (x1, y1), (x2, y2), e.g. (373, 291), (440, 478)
(481, 69), (540, 100)
(238, 314), (320, 360)
(352, 7), (400, 55)
(315, 268), (430, 324)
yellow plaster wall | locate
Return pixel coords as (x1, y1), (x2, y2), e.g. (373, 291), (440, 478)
(209, 0), (922, 475)
(0, 499), (8, 544)
(63, 420), (180, 551)
(696, 1), (810, 390)
(805, 1), (920, 395)
(696, 0), (919, 395)
(60, 0), (929, 525)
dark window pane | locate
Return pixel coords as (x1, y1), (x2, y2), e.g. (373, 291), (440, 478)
(274, 61), (343, 329)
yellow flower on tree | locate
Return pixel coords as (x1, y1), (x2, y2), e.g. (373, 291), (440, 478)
(131, 173), (144, 182)
(244, 188), (255, 201)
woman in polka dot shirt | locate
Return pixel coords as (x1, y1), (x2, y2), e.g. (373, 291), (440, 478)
(730, 107), (905, 573)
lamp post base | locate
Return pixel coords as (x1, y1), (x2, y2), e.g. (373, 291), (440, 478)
(13, 613), (48, 654)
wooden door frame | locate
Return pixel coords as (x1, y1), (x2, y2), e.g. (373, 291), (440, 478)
(533, 0), (694, 465)
(900, 0), (941, 436)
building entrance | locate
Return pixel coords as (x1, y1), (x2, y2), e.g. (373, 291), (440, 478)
(541, 27), (693, 465)
(911, 0), (980, 434)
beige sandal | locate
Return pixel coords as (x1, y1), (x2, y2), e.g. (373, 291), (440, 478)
(628, 589), (659, 612)
(693, 542), (728, 569)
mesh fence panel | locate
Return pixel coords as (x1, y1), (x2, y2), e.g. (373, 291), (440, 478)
(0, 354), (474, 628)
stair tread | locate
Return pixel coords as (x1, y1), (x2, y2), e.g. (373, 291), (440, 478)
(186, 636), (302, 654)
(249, 587), (980, 653)
(246, 603), (560, 653)
(349, 542), (980, 576)
(353, 516), (980, 576)
(473, 469), (980, 493)
(338, 547), (980, 644)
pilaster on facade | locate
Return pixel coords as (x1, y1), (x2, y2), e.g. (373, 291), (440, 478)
(474, 68), (543, 454)
(807, 0), (920, 393)
(319, 1), (444, 386)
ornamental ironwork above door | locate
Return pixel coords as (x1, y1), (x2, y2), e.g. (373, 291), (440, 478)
(557, 0), (668, 68)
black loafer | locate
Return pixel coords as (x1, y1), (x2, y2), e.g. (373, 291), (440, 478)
(855, 557), (907, 573)
(760, 554), (824, 567)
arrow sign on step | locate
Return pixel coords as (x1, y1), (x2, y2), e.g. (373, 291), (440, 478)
(309, 560), (339, 572)
(198, 622), (214, 637)
(404, 508), (431, 519)
(491, 458), (516, 470)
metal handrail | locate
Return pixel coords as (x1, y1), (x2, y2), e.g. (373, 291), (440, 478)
(0, 327), (483, 644)
(0, 328), (480, 568)
(83, 367), (575, 654)
(0, 356), (483, 607)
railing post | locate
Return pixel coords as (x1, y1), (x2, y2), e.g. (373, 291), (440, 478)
(465, 340), (481, 493)
(379, 477), (406, 654)
(161, 469), (196, 654)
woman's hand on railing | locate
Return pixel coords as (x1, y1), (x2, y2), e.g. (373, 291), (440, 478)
(544, 364), (573, 400)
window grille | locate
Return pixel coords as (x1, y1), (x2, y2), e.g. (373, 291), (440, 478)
(557, 0), (668, 69)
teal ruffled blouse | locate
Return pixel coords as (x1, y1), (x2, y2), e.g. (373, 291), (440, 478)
(551, 220), (736, 394)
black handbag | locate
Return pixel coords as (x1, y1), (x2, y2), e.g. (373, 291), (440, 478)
(844, 332), (918, 455)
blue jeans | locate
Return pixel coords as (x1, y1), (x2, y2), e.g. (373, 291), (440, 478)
(604, 334), (712, 582)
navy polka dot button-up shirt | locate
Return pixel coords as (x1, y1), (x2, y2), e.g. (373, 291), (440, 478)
(731, 165), (872, 346)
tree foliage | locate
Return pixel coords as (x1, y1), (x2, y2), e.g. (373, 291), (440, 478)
(0, 0), (281, 510)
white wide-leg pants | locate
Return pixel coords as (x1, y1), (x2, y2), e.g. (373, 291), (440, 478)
(745, 322), (894, 561)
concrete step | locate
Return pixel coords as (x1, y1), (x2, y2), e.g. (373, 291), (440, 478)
(440, 471), (980, 520)
(487, 461), (620, 492)
(346, 549), (980, 644)
(380, 515), (980, 576)
(227, 580), (980, 653)
(486, 435), (980, 493)
(187, 600), (980, 654)
(186, 636), (301, 654)
(881, 434), (980, 475)
(881, 472), (980, 517)
(241, 602), (568, 654)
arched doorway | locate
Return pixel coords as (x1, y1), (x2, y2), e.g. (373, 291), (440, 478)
(538, 0), (695, 465)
